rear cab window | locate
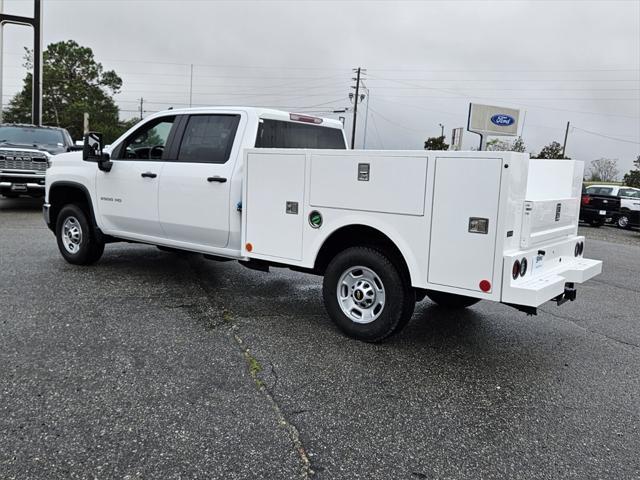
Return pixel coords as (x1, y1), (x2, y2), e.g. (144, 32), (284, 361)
(255, 119), (346, 149)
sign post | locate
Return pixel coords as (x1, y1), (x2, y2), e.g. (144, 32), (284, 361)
(467, 103), (520, 151)
(450, 127), (463, 151)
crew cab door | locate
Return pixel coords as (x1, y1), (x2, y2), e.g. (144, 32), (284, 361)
(158, 113), (243, 248)
(96, 115), (178, 238)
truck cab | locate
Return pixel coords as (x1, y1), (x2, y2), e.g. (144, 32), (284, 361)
(45, 107), (346, 258)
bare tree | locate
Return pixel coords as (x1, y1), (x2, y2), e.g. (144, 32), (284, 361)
(486, 137), (526, 152)
(588, 158), (619, 182)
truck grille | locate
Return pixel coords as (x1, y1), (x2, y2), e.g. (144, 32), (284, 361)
(0, 150), (48, 173)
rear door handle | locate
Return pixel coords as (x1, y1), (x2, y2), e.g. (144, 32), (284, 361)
(141, 172), (157, 178)
(207, 176), (227, 183)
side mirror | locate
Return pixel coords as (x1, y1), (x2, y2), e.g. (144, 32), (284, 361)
(83, 132), (112, 172)
(83, 132), (104, 161)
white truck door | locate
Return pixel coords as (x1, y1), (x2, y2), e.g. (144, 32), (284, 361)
(96, 116), (177, 238)
(158, 114), (242, 248)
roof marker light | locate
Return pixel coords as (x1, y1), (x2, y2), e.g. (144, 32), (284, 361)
(290, 113), (323, 124)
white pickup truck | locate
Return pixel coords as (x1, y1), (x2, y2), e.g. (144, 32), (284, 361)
(44, 107), (602, 342)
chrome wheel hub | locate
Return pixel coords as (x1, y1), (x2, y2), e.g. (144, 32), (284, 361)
(337, 266), (386, 324)
(62, 216), (83, 254)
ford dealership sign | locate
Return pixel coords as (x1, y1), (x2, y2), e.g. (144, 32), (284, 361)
(468, 103), (520, 141)
(490, 114), (516, 127)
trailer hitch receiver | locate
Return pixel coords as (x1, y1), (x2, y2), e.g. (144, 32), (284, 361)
(553, 282), (576, 306)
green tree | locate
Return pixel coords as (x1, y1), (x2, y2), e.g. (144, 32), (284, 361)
(622, 154), (640, 188)
(533, 141), (570, 159)
(3, 40), (127, 143)
(424, 135), (449, 150)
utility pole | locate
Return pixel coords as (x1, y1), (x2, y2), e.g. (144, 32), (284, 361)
(139, 98), (144, 120)
(0, 0), (43, 125)
(350, 67), (362, 150)
(83, 112), (89, 135)
(439, 123), (444, 138)
(562, 121), (570, 159)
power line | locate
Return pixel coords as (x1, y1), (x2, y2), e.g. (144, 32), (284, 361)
(572, 126), (640, 145)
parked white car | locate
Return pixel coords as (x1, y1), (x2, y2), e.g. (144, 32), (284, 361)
(585, 185), (640, 228)
(43, 107), (601, 342)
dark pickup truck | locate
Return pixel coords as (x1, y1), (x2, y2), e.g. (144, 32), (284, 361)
(580, 188), (621, 227)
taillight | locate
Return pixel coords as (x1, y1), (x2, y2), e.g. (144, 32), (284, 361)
(574, 243), (580, 257)
(581, 195), (591, 206)
(520, 257), (528, 277)
(512, 259), (521, 280)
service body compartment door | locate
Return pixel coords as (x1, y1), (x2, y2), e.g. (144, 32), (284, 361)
(244, 152), (306, 261)
(428, 157), (503, 292)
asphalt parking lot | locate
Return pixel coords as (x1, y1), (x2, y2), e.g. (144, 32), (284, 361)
(1, 197), (639, 480)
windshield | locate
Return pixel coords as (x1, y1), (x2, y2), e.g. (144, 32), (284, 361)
(0, 126), (65, 146)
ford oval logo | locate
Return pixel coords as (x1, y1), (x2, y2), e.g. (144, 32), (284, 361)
(491, 114), (516, 127)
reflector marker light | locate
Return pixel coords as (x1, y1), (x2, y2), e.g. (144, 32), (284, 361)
(245, 243), (253, 252)
(479, 280), (491, 292)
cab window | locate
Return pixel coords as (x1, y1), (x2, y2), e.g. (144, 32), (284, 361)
(115, 116), (176, 160)
(176, 115), (240, 164)
(255, 119), (346, 149)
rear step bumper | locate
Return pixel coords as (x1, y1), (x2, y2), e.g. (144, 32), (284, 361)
(501, 236), (602, 308)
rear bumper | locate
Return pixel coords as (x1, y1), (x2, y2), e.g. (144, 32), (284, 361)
(501, 236), (602, 307)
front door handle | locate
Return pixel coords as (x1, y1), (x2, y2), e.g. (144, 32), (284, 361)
(207, 176), (227, 183)
(141, 172), (157, 179)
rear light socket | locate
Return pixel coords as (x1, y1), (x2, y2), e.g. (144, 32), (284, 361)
(520, 257), (528, 277)
(512, 259), (521, 280)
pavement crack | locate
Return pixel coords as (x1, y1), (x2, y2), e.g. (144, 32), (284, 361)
(539, 307), (640, 350)
(186, 258), (315, 479)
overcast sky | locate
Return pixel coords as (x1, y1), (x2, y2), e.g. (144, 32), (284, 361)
(2, 0), (639, 173)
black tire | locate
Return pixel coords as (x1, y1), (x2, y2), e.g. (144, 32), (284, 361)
(55, 204), (105, 265)
(590, 219), (604, 228)
(425, 290), (480, 309)
(322, 247), (415, 343)
(617, 213), (631, 229)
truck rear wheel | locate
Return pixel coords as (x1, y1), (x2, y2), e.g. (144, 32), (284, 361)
(55, 204), (105, 265)
(322, 247), (415, 343)
(616, 213), (630, 229)
(425, 290), (480, 309)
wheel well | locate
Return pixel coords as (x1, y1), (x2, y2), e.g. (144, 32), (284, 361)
(314, 225), (411, 281)
(49, 184), (94, 230)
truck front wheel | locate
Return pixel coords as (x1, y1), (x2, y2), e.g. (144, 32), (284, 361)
(322, 247), (415, 343)
(55, 204), (105, 265)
